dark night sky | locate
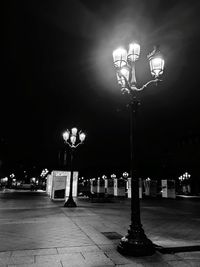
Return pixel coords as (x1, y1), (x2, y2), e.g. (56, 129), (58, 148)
(2, 0), (200, 178)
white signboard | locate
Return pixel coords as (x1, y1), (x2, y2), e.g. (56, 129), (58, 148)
(54, 175), (66, 191)
(51, 171), (67, 200)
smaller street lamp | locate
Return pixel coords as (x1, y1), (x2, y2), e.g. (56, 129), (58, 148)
(179, 172), (191, 194)
(63, 127), (86, 207)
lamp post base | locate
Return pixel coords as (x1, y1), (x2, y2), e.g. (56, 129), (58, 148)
(117, 226), (155, 256)
(64, 197), (77, 208)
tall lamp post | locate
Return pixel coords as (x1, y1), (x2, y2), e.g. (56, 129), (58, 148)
(63, 127), (86, 207)
(112, 42), (164, 256)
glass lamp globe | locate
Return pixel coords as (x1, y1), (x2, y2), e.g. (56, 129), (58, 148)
(128, 42), (140, 62)
(71, 127), (78, 136)
(116, 66), (130, 89)
(70, 135), (76, 145)
(113, 47), (127, 69)
(149, 54), (165, 78)
(63, 131), (70, 141)
(79, 132), (86, 142)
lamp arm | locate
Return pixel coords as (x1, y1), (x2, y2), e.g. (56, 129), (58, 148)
(65, 140), (84, 149)
(131, 78), (162, 92)
(73, 142), (83, 148)
(65, 141), (74, 148)
(117, 69), (162, 93)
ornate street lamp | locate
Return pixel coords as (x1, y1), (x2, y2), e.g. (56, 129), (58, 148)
(63, 127), (86, 207)
(112, 42), (164, 256)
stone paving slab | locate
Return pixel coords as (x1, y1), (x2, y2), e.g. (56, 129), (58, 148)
(36, 252), (84, 264)
(115, 264), (145, 267)
(0, 252), (12, 258)
(81, 251), (114, 266)
(8, 263), (62, 267)
(11, 248), (58, 257)
(0, 255), (34, 266)
(70, 220), (114, 245)
(104, 251), (134, 265)
(57, 245), (101, 254)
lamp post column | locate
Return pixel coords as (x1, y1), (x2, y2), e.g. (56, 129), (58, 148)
(117, 92), (155, 256)
(130, 94), (140, 229)
(64, 150), (67, 168)
(64, 148), (76, 207)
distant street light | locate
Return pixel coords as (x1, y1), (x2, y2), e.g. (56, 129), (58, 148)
(179, 172), (191, 194)
(63, 127), (86, 207)
(122, 172), (129, 179)
(112, 42), (164, 256)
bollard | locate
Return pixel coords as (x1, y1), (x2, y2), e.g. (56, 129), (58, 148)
(97, 177), (105, 197)
(90, 178), (97, 196)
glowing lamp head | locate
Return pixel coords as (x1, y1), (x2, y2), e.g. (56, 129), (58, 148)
(79, 132), (86, 142)
(70, 135), (76, 145)
(127, 42), (140, 62)
(63, 130), (70, 141)
(116, 66), (130, 88)
(71, 127), (78, 136)
(113, 47), (127, 68)
(120, 66), (130, 78)
(149, 53), (165, 78)
(123, 172), (129, 178)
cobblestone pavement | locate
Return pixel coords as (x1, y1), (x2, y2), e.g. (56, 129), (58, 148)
(0, 190), (199, 266)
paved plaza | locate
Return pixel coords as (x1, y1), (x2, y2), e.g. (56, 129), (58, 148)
(0, 190), (200, 266)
